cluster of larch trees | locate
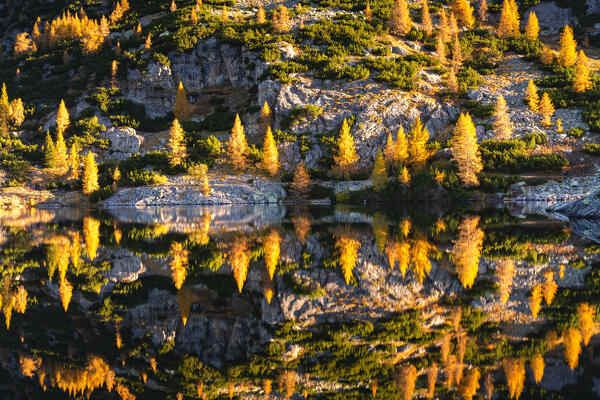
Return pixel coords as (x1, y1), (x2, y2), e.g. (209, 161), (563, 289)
(0, 83), (25, 134)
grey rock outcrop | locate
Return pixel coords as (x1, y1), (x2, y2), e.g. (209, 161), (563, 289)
(100, 126), (144, 160)
(549, 192), (600, 219)
(527, 2), (575, 34)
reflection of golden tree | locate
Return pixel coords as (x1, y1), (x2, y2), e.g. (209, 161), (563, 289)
(426, 362), (438, 398)
(542, 270), (557, 305)
(531, 353), (544, 384)
(14, 285), (27, 314)
(452, 216), (483, 289)
(399, 219), (411, 237)
(495, 259), (515, 305)
(563, 327), (582, 369)
(59, 278), (73, 311)
(372, 213), (388, 254)
(484, 372), (494, 400)
(177, 286), (193, 326)
(20, 355), (41, 377)
(48, 355), (111, 397)
(410, 234), (433, 283)
(503, 357), (525, 399)
(444, 354), (457, 389)
(385, 239), (397, 270)
(263, 379), (272, 396)
(291, 213), (311, 244)
(263, 276), (275, 304)
(529, 284), (543, 318)
(190, 213), (211, 245)
(335, 231), (361, 285)
(170, 242), (189, 290)
(70, 232), (81, 271)
(371, 379), (378, 397)
(83, 217), (100, 261)
(264, 229), (281, 280)
(278, 370), (298, 399)
(441, 334), (451, 363)
(396, 363), (417, 400)
(228, 237), (250, 293)
(545, 330), (559, 350)
(459, 367), (480, 400)
(577, 302), (596, 345)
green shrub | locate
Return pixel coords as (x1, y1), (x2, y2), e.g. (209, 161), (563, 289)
(463, 100), (495, 118)
(281, 105), (324, 130)
(583, 143), (600, 155)
(567, 127), (584, 138)
(124, 170), (168, 186)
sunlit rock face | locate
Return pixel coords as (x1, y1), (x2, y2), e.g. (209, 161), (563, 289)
(1, 205), (599, 399)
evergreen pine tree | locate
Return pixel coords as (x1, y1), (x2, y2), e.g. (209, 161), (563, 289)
(526, 79), (539, 112)
(262, 126), (280, 176)
(408, 117), (430, 169)
(227, 114), (248, 170)
(451, 112), (482, 187)
(525, 11), (539, 41)
(559, 25), (577, 67)
(492, 95), (513, 140)
(168, 118), (187, 166)
(574, 50), (591, 93)
(421, 0), (432, 35)
(43, 132), (57, 169)
(389, 0), (412, 36)
(55, 130), (68, 170)
(82, 152), (99, 195)
(371, 149), (387, 191)
(539, 92), (555, 126)
(56, 99), (70, 134)
(173, 81), (190, 120)
(333, 119), (359, 179)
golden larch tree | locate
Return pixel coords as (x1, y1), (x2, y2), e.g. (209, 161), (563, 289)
(229, 237), (250, 292)
(541, 45), (554, 65)
(173, 81), (190, 120)
(484, 372), (494, 400)
(452, 215), (484, 288)
(170, 0), (177, 11)
(525, 11), (539, 41)
(503, 358), (525, 399)
(56, 99), (70, 134)
(227, 114), (248, 170)
(450, 0), (475, 28)
(259, 100), (272, 137)
(290, 161), (311, 198)
(437, 34), (447, 63)
(389, 0), (412, 36)
(563, 327), (582, 370)
(421, 0), (432, 35)
(55, 130), (68, 170)
(526, 79), (539, 112)
(10, 98), (25, 126)
(168, 118), (187, 166)
(335, 231), (361, 284)
(272, 5), (290, 33)
(574, 50), (591, 93)
(448, 67), (459, 93)
(396, 363), (417, 400)
(529, 283), (543, 318)
(559, 25), (577, 67)
(144, 34), (152, 50)
(451, 112), (483, 187)
(190, 7), (198, 24)
(14, 33), (35, 58)
(493, 95), (513, 140)
(543, 270), (557, 305)
(577, 302), (596, 346)
(257, 6), (266, 23)
(334, 119), (359, 179)
(498, 0), (519, 39)
(384, 132), (396, 167)
(264, 229), (281, 280)
(449, 12), (459, 37)
(439, 9), (451, 43)
(426, 362), (438, 399)
(539, 92), (555, 127)
(365, 3), (372, 20)
(371, 149), (387, 191)
(408, 117), (430, 169)
(531, 353), (544, 384)
(451, 34), (463, 68)
(459, 367), (480, 400)
(262, 126), (280, 176)
(478, 0), (488, 24)
(395, 126), (409, 165)
(82, 152), (99, 195)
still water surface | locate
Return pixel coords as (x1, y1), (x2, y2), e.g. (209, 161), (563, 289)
(0, 205), (598, 399)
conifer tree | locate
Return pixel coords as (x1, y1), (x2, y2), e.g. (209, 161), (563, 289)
(399, 165), (411, 185)
(0, 83), (9, 124)
(365, 2), (372, 21)
(290, 162), (311, 198)
(526, 79), (539, 111)
(262, 127), (280, 176)
(389, 0), (412, 36)
(190, 7), (198, 24)
(82, 152), (99, 195)
(43, 132), (57, 169)
(495, 259), (515, 305)
(421, 0), (432, 35)
(173, 81), (190, 120)
(55, 130), (68, 170)
(436, 34), (446, 63)
(170, 0), (177, 11)
(498, 0), (519, 39)
(371, 149), (387, 191)
(450, 0), (475, 28)
(559, 25), (577, 67)
(541, 45), (554, 64)
(574, 50), (591, 93)
(100, 16), (110, 38)
(539, 92), (555, 127)
(451, 113), (482, 186)
(56, 99), (70, 134)
(168, 118), (187, 166)
(257, 6), (266, 23)
(451, 34), (463, 68)
(503, 358), (525, 400)
(447, 68), (459, 93)
(112, 166), (121, 190)
(408, 117), (430, 169)
(529, 283), (543, 317)
(144, 34), (152, 50)
(543, 270), (557, 305)
(397, 363), (417, 400)
(493, 95), (513, 140)
(273, 5), (290, 33)
(115, 41), (122, 56)
(111, 60), (118, 88)
(13, 33), (34, 58)
(334, 119), (359, 179)
(531, 353), (545, 384)
(426, 363), (438, 399)
(525, 11), (539, 41)
(68, 143), (80, 180)
(227, 114), (248, 170)
(439, 9), (450, 43)
(10, 98), (24, 127)
(478, 0), (488, 24)
(449, 12), (459, 37)
(259, 101), (272, 137)
(383, 132), (396, 167)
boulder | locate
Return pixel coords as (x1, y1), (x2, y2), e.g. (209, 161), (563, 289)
(278, 141), (302, 171)
(528, 2), (575, 34)
(100, 126), (144, 160)
(549, 192), (600, 219)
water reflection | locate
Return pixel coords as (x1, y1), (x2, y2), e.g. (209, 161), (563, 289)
(0, 206), (598, 399)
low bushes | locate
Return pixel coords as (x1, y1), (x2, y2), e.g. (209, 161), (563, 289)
(480, 137), (567, 173)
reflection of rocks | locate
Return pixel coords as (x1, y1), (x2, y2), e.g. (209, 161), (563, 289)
(537, 356), (579, 392)
(103, 249), (145, 283)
